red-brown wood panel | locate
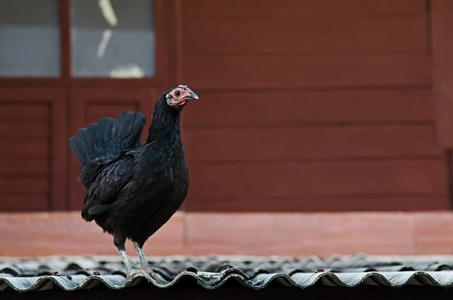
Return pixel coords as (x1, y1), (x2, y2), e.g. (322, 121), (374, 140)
(0, 159), (49, 175)
(184, 18), (428, 55)
(68, 87), (157, 210)
(431, 0), (453, 148)
(0, 196), (50, 211)
(0, 140), (49, 156)
(0, 178), (49, 194)
(88, 103), (140, 123)
(179, 0), (445, 212)
(189, 160), (447, 198)
(187, 196), (449, 212)
(0, 121), (50, 138)
(0, 87), (66, 211)
(183, 54), (430, 89)
(0, 104), (51, 119)
(186, 160), (448, 211)
(182, 0), (426, 18)
(184, 125), (440, 163)
(183, 90), (433, 127)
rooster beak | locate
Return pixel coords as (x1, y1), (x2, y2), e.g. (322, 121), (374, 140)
(178, 91), (199, 106)
(187, 92), (199, 100)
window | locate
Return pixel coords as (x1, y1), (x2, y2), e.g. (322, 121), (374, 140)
(0, 0), (156, 78)
(71, 0), (155, 78)
(0, 0), (60, 76)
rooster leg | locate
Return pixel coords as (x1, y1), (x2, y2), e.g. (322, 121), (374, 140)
(133, 241), (160, 283)
(114, 234), (135, 280)
(116, 247), (134, 280)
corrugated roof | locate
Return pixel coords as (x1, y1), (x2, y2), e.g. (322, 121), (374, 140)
(2, 254), (453, 292)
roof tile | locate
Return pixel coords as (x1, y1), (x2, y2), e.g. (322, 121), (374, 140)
(2, 254), (453, 291)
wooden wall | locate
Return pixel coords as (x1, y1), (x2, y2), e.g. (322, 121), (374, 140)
(1, 0), (452, 212)
(180, 0), (451, 211)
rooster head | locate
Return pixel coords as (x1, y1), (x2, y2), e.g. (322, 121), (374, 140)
(166, 85), (198, 108)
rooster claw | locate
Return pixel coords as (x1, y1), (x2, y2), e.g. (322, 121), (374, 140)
(146, 271), (164, 285)
(126, 269), (163, 284)
(125, 269), (137, 282)
(141, 270), (164, 285)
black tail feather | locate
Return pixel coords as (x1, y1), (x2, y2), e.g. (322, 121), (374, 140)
(85, 123), (96, 151)
(94, 117), (114, 148)
(69, 136), (85, 166)
(129, 113), (147, 148)
(69, 111), (147, 186)
(116, 112), (134, 145)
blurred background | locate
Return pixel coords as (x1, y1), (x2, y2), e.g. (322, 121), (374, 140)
(1, 0), (453, 258)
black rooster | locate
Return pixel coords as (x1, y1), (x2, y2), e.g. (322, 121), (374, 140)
(69, 85), (198, 282)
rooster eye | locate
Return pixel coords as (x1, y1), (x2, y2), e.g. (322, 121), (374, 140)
(174, 90), (181, 97)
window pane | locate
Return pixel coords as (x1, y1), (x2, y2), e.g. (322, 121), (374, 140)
(0, 0), (60, 77)
(72, 0), (155, 78)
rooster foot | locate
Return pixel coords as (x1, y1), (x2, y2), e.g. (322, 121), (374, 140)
(145, 270), (163, 284)
(126, 269), (162, 284)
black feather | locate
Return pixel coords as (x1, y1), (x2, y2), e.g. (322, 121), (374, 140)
(88, 204), (110, 215)
(94, 117), (113, 147)
(116, 114), (134, 144)
(69, 137), (84, 165)
(85, 124), (96, 153)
